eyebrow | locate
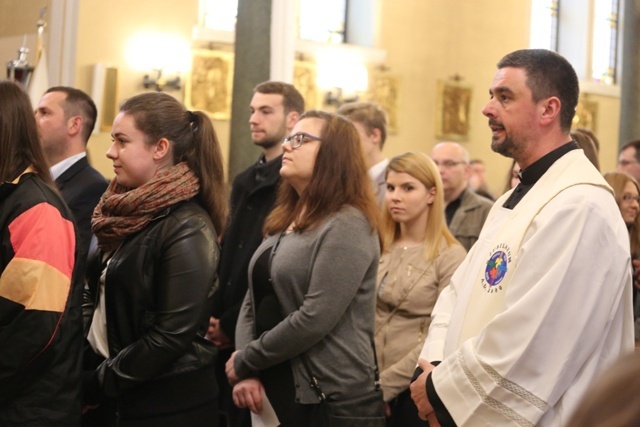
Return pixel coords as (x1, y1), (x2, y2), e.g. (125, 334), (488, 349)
(387, 178), (419, 186)
(251, 105), (275, 112)
(490, 87), (515, 97)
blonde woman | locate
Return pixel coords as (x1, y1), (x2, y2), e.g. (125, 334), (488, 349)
(375, 152), (466, 426)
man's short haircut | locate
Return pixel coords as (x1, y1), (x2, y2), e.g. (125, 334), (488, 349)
(497, 49), (579, 133)
(336, 101), (388, 149)
(253, 81), (305, 115)
(45, 86), (97, 144)
(620, 139), (640, 162)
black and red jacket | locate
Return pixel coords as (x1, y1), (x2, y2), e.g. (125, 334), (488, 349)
(0, 171), (84, 426)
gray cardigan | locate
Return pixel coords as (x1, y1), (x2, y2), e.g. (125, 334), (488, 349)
(235, 206), (380, 403)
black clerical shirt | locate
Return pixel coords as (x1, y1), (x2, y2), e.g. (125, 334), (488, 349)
(502, 141), (579, 210)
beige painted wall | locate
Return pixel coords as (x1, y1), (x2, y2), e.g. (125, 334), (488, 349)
(4, 1), (621, 190)
(0, 0), (50, 37)
(75, 0), (230, 180)
(0, 0), (50, 92)
(377, 0), (620, 196)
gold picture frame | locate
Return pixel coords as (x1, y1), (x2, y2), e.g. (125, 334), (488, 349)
(293, 59), (319, 110)
(573, 96), (598, 133)
(364, 69), (400, 134)
(185, 49), (234, 120)
(435, 79), (472, 141)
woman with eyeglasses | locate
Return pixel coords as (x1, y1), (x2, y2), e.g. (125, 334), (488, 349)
(226, 110), (385, 426)
(376, 152), (466, 426)
(603, 171), (640, 340)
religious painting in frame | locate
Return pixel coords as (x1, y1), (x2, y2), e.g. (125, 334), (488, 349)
(365, 69), (400, 134)
(185, 49), (234, 120)
(435, 79), (472, 141)
(293, 59), (319, 110)
(573, 96), (598, 133)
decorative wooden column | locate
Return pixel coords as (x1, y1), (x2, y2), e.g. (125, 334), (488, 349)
(227, 0), (272, 180)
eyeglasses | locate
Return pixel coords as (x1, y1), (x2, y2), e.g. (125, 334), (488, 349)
(283, 132), (322, 149)
(622, 193), (640, 203)
(618, 159), (639, 167)
(433, 160), (466, 169)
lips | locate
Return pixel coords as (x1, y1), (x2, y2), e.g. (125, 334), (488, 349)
(488, 120), (505, 133)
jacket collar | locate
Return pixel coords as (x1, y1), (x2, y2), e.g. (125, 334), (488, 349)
(0, 167), (36, 202)
(55, 156), (89, 188)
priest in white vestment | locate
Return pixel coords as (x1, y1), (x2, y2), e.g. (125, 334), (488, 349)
(410, 49), (635, 427)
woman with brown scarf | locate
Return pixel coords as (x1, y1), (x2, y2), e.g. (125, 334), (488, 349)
(82, 92), (227, 427)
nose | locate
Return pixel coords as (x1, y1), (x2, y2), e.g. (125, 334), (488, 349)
(482, 99), (495, 118)
(388, 188), (400, 201)
(282, 138), (293, 152)
(106, 142), (116, 160)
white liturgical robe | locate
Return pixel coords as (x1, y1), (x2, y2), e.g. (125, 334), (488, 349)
(419, 150), (635, 426)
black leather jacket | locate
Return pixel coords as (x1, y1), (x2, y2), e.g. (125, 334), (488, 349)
(83, 200), (219, 398)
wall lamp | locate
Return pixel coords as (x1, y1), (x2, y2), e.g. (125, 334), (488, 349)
(143, 68), (181, 92)
(317, 54), (368, 108)
(324, 88), (360, 107)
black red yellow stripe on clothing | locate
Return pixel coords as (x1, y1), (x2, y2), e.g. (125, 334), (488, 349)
(0, 202), (75, 312)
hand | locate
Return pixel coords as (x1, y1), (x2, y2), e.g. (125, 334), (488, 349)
(225, 350), (240, 385)
(206, 316), (233, 349)
(233, 378), (264, 414)
(427, 412), (441, 426)
(632, 259), (640, 290)
(82, 403), (99, 414)
(410, 358), (436, 420)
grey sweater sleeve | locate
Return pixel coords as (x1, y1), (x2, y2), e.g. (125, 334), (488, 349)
(234, 289), (255, 350)
(234, 209), (378, 379)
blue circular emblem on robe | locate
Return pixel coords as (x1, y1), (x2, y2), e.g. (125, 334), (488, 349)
(485, 250), (508, 287)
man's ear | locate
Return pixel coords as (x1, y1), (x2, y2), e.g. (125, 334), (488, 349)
(285, 111), (300, 132)
(67, 116), (83, 137)
(370, 128), (382, 147)
(539, 96), (561, 127)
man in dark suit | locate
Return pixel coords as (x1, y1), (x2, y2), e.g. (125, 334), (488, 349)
(36, 87), (108, 260)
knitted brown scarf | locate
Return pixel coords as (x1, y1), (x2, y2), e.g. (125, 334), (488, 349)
(91, 161), (200, 251)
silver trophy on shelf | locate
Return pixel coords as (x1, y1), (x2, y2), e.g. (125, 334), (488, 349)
(7, 39), (34, 87)
(6, 7), (46, 87)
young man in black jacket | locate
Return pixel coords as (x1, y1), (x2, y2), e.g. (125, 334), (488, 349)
(209, 81), (304, 427)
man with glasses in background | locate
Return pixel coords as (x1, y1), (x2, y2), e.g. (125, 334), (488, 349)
(430, 142), (493, 251)
(617, 139), (640, 183)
